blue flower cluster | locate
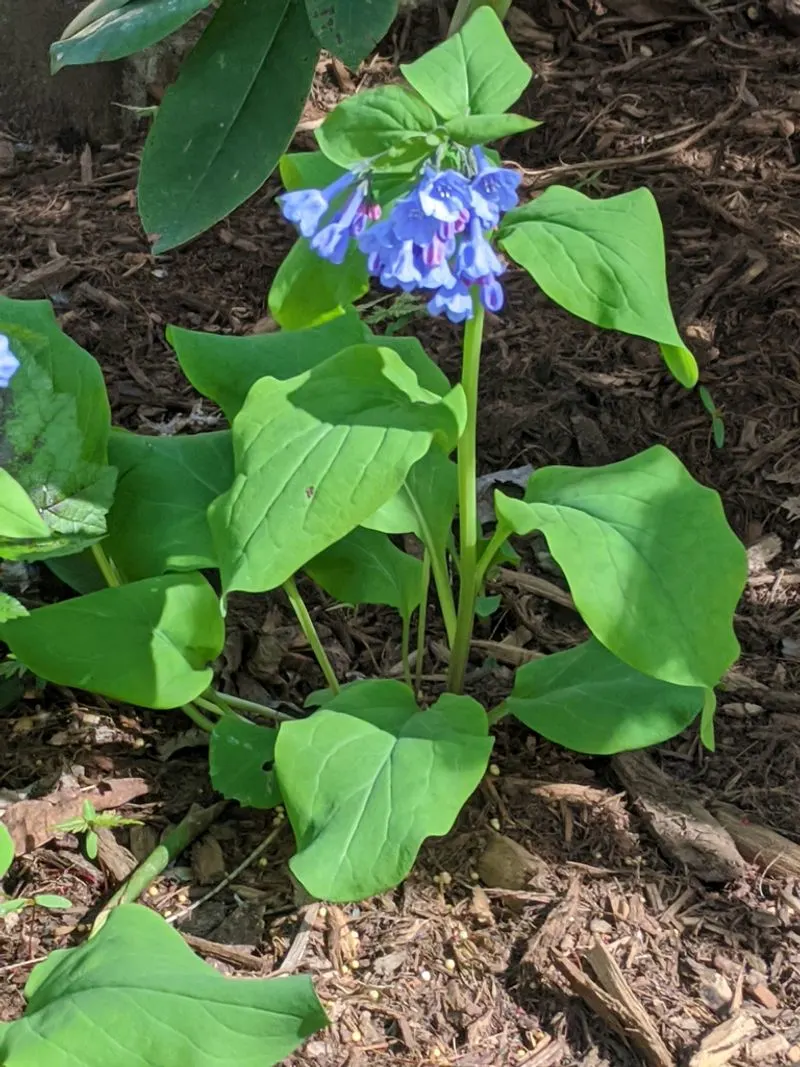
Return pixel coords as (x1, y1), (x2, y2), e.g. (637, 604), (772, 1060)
(0, 334), (19, 388)
(279, 148), (521, 323)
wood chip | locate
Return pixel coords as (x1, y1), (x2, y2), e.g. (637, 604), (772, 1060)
(477, 831), (549, 890)
(688, 1015), (758, 1067)
(711, 803), (800, 878)
(749, 1035), (790, 1061)
(2, 777), (148, 854)
(470, 885), (495, 925)
(95, 827), (137, 883)
(748, 982), (779, 1011)
(191, 834), (226, 885)
(612, 751), (746, 882)
(181, 932), (263, 972)
(522, 876), (581, 972)
(3, 256), (81, 298)
(493, 567), (574, 609)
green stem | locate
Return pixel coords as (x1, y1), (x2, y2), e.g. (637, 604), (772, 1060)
(283, 577), (340, 694)
(429, 547), (457, 645)
(487, 703), (509, 726)
(213, 690), (295, 724)
(91, 800), (228, 935)
(475, 522), (511, 591)
(415, 551), (431, 694)
(447, 293), (485, 693)
(194, 696), (228, 719)
(180, 703), (215, 732)
(91, 543), (121, 588)
(449, 0), (511, 35)
(401, 614), (412, 691)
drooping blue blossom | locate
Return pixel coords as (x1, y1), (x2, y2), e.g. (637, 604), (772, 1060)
(279, 147), (523, 322)
(0, 334), (19, 388)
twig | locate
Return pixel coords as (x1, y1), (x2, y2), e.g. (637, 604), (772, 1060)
(167, 820), (286, 926)
(91, 801), (228, 935)
(0, 954), (49, 975)
(493, 568), (574, 609)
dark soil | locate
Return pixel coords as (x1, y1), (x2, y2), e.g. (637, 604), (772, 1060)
(1, 2), (800, 1065)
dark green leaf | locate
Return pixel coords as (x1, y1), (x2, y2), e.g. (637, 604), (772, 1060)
(401, 7), (531, 120)
(210, 345), (464, 595)
(275, 681), (492, 900)
(105, 429), (234, 580)
(444, 113), (539, 146)
(506, 638), (705, 754)
(0, 823), (14, 879)
(306, 527), (423, 620)
(0, 904), (326, 1066)
(1, 573), (224, 709)
(210, 716), (280, 809)
(46, 550), (106, 595)
(305, 0), (398, 67)
(51, 0), (212, 72)
(316, 85), (438, 168)
(499, 186), (696, 385)
(475, 594), (501, 618)
(268, 239), (369, 330)
(494, 446), (746, 689)
(139, 0), (318, 252)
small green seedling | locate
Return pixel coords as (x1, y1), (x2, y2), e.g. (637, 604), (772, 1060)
(56, 800), (142, 861)
(0, 893), (73, 917)
(699, 385), (725, 448)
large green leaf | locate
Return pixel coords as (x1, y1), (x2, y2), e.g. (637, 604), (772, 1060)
(210, 344), (464, 596)
(306, 526), (422, 620)
(444, 113), (539, 146)
(139, 0), (318, 253)
(400, 7), (531, 121)
(168, 311), (369, 422)
(106, 429), (233, 580)
(280, 150), (348, 192)
(494, 445), (746, 690)
(0, 320), (115, 561)
(364, 448), (457, 561)
(0, 904), (325, 1066)
(268, 239), (369, 330)
(498, 186), (698, 387)
(316, 84), (438, 169)
(51, 0), (212, 72)
(0, 573), (223, 709)
(275, 680), (492, 900)
(505, 638), (705, 754)
(305, 0), (398, 66)
(0, 470), (50, 539)
(210, 715), (280, 809)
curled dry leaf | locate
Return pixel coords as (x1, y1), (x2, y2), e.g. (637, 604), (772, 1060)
(1, 777), (148, 855)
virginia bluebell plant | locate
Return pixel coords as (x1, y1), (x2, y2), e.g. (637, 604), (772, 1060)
(280, 148), (520, 323)
(0, 334), (19, 388)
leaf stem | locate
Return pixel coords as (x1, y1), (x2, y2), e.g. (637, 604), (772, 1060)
(212, 690), (296, 724)
(283, 577), (340, 694)
(429, 547), (457, 645)
(180, 702), (215, 733)
(486, 703), (509, 726)
(401, 614), (413, 691)
(90, 543), (122, 587)
(447, 293), (485, 693)
(474, 522), (511, 590)
(449, 0), (511, 35)
(415, 551), (431, 694)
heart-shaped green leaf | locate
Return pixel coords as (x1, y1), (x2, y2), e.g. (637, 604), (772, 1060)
(306, 527), (423, 621)
(494, 445), (746, 689)
(1, 573), (223, 709)
(51, 0), (212, 72)
(444, 113), (539, 146)
(499, 186), (697, 387)
(305, 0), (398, 67)
(210, 344), (464, 596)
(276, 680), (492, 900)
(401, 7), (531, 121)
(210, 716), (280, 809)
(139, 0), (318, 252)
(506, 638), (705, 754)
(268, 239), (369, 330)
(0, 904), (326, 1066)
(106, 429), (234, 580)
(316, 84), (438, 169)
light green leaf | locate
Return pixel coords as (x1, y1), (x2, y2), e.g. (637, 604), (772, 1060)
(139, 0), (318, 252)
(364, 448), (457, 562)
(0, 593), (28, 622)
(0, 904), (326, 1066)
(494, 445), (746, 689)
(280, 150), (347, 192)
(269, 239), (369, 330)
(499, 186), (695, 384)
(316, 84), (438, 169)
(0, 822), (14, 879)
(306, 527), (422, 620)
(401, 7), (531, 121)
(275, 680), (492, 900)
(305, 0), (398, 67)
(700, 687), (716, 751)
(0, 573), (224, 709)
(51, 0), (211, 72)
(0, 470), (50, 539)
(33, 895), (72, 910)
(210, 716), (280, 809)
(444, 113), (539, 145)
(210, 345), (464, 596)
(0, 320), (115, 562)
(106, 429), (234, 580)
(506, 638), (705, 754)
(168, 310), (368, 422)
(0, 899), (29, 916)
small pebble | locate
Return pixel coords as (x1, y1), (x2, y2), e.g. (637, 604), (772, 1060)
(444, 958), (456, 972)
(458, 929), (469, 941)
(147, 886), (159, 898)
(488, 764), (500, 777)
(340, 964), (350, 975)
(177, 892), (190, 905)
(489, 818), (501, 831)
(349, 959), (360, 970)
(420, 969), (432, 982)
(787, 1046), (800, 1064)
(438, 871), (452, 886)
(469, 870), (480, 882)
(257, 857), (268, 868)
(318, 906), (328, 919)
(368, 989), (380, 1002)
(349, 1029), (362, 1044)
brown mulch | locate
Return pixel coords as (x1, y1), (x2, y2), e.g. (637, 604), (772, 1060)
(2, 2), (800, 1065)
